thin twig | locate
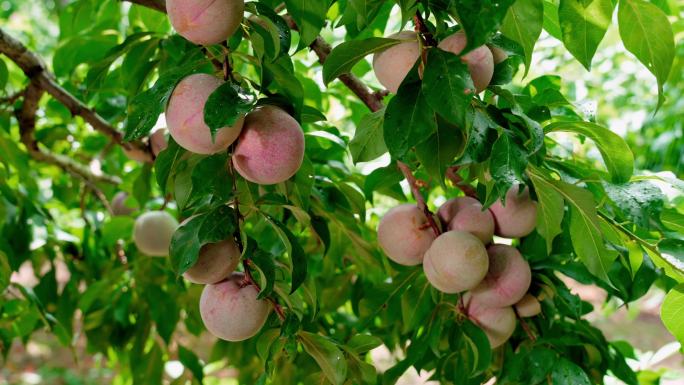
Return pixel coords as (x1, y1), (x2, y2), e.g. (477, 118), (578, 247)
(446, 166), (478, 198)
(514, 307), (537, 342)
(397, 161), (441, 236)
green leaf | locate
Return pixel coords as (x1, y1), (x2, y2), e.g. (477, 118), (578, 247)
(604, 180), (663, 227)
(155, 138), (185, 195)
(500, 0), (544, 75)
(422, 48), (475, 127)
(190, 153), (233, 203)
(542, 0), (562, 39)
(169, 205), (237, 275)
(489, 134), (528, 193)
(545, 121), (635, 184)
(249, 247), (276, 300)
(203, 82), (256, 140)
(347, 334), (383, 354)
(124, 60), (207, 141)
(661, 284), (684, 344)
(299, 331), (348, 385)
(415, 117), (465, 188)
(554, 179), (617, 282)
(529, 170), (565, 253)
(323, 38), (402, 85)
(350, 108), (387, 163)
(551, 358), (591, 385)
(618, 0), (675, 108)
(558, 0), (614, 70)
(260, 214), (308, 294)
(452, 0), (516, 52)
(285, 0), (329, 48)
(661, 209), (684, 233)
(383, 77), (437, 160)
(0, 250), (10, 292)
(0, 58), (8, 91)
(657, 239), (684, 277)
(178, 345), (204, 383)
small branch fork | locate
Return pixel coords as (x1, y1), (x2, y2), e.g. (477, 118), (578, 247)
(446, 166), (479, 198)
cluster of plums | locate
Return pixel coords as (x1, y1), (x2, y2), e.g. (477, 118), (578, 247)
(167, 73), (306, 185)
(373, 30), (507, 94)
(377, 186), (542, 348)
(126, 209), (272, 341)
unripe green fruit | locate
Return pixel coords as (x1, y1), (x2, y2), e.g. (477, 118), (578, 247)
(438, 32), (494, 93)
(133, 211), (179, 257)
(184, 239), (241, 284)
(377, 204), (437, 266)
(372, 31), (420, 94)
(437, 197), (494, 244)
(489, 186), (538, 238)
(166, 73), (245, 154)
(111, 192), (135, 216)
(514, 293), (541, 318)
(423, 231), (489, 293)
(199, 272), (271, 341)
(233, 106), (305, 185)
(150, 128), (168, 157)
(467, 244), (532, 308)
(468, 305), (516, 348)
(167, 0), (245, 46)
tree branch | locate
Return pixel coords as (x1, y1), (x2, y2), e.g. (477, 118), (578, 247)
(0, 27), (153, 163)
(397, 161), (441, 236)
(16, 82), (122, 185)
(446, 166), (478, 198)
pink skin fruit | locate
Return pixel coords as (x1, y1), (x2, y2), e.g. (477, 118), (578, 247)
(166, 73), (245, 155)
(167, 0), (245, 46)
(377, 204), (437, 266)
(489, 186), (538, 238)
(184, 239), (241, 285)
(373, 31), (420, 93)
(468, 305), (516, 348)
(466, 244), (532, 310)
(438, 31), (494, 93)
(199, 272), (271, 341)
(423, 231), (489, 294)
(232, 105), (305, 185)
(437, 197), (495, 244)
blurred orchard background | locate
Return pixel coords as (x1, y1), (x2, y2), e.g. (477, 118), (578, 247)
(1, 0), (683, 384)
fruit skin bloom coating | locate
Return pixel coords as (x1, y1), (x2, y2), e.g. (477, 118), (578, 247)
(233, 105), (305, 185)
(423, 231), (489, 293)
(437, 31), (494, 93)
(468, 305), (516, 348)
(199, 273), (271, 341)
(466, 244), (532, 308)
(133, 211), (179, 257)
(167, 0), (245, 46)
(437, 196), (495, 244)
(372, 31), (420, 93)
(377, 204), (437, 266)
(166, 73), (245, 155)
(489, 186), (538, 238)
(183, 239), (241, 284)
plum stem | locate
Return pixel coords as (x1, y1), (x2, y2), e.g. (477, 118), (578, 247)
(397, 161), (442, 237)
(514, 307), (537, 342)
(446, 166), (479, 198)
